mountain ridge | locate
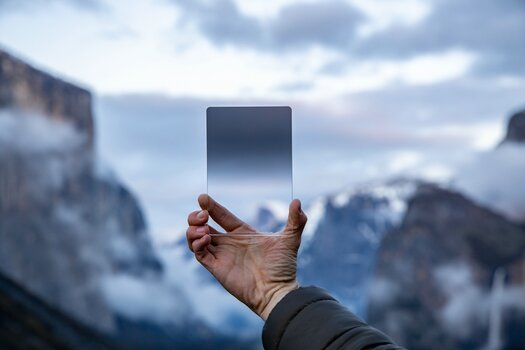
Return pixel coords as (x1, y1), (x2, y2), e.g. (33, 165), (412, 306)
(367, 110), (525, 349)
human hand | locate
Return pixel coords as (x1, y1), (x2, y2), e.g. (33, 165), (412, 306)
(186, 194), (307, 320)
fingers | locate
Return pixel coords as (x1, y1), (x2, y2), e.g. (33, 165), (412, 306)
(186, 225), (216, 268)
(187, 209), (209, 226)
(198, 194), (247, 232)
(284, 199), (308, 237)
(192, 233), (211, 253)
(187, 209), (209, 253)
(187, 225), (208, 249)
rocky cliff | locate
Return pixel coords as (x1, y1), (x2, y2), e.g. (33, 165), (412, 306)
(0, 48), (161, 331)
(0, 50), (94, 146)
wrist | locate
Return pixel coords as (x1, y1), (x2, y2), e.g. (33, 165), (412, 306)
(259, 281), (299, 320)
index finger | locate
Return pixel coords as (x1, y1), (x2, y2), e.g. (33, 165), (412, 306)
(198, 194), (248, 232)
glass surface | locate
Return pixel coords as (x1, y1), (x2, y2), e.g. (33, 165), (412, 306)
(206, 106), (292, 235)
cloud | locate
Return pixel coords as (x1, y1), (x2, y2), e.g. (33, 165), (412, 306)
(268, 0), (364, 49)
(345, 78), (525, 128)
(171, 0), (524, 78)
(0, 110), (86, 154)
(0, 0), (104, 13)
(173, 0), (261, 47)
(434, 263), (487, 339)
(101, 244), (262, 336)
(158, 246), (262, 335)
(100, 273), (190, 325)
(434, 263), (525, 341)
(0, 110), (88, 195)
(172, 0), (364, 51)
(354, 0), (525, 76)
(368, 277), (401, 306)
(453, 143), (525, 222)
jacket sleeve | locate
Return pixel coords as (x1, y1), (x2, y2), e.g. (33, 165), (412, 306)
(262, 286), (404, 350)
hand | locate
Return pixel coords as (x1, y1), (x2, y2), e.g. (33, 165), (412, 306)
(186, 194), (308, 320)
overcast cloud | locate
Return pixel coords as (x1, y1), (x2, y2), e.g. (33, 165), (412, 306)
(170, 0), (525, 78)
(172, 0), (364, 51)
(355, 0), (525, 77)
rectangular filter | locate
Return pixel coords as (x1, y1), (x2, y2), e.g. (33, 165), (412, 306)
(206, 106), (292, 234)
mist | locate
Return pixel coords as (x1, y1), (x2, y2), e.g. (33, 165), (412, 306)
(454, 143), (525, 222)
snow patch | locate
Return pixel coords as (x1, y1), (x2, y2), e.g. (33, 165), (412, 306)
(302, 197), (326, 245)
(260, 200), (289, 222)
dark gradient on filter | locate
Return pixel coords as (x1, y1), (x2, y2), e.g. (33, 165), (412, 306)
(207, 106), (291, 179)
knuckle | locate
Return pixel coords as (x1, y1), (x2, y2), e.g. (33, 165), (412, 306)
(192, 241), (199, 252)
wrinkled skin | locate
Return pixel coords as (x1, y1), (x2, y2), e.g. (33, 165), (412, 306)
(186, 194), (307, 319)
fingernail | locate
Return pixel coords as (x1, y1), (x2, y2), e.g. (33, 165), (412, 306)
(196, 226), (206, 234)
(197, 211), (206, 220)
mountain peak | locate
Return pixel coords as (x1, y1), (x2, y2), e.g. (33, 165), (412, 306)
(0, 49), (94, 147)
(503, 109), (525, 143)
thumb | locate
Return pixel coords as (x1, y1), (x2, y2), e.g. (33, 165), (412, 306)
(284, 199), (307, 237)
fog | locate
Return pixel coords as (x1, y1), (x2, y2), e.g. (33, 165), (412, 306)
(454, 143), (525, 222)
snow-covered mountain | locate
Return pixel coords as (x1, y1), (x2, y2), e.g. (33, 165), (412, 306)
(253, 178), (419, 316)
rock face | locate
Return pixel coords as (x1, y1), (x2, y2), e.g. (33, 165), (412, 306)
(0, 50), (94, 145)
(368, 186), (525, 349)
(0, 48), (161, 331)
(503, 109), (525, 143)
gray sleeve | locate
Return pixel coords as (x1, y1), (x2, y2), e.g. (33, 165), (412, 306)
(262, 286), (404, 350)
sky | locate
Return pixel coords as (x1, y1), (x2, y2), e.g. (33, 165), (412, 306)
(1, 0), (524, 242)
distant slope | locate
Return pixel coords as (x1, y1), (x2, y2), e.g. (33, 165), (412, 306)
(0, 272), (118, 350)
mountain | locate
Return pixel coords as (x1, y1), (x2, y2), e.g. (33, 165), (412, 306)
(368, 184), (525, 349)
(0, 50), (94, 144)
(0, 49), (258, 349)
(0, 48), (162, 332)
(502, 109), (525, 144)
(367, 110), (525, 350)
(253, 179), (419, 316)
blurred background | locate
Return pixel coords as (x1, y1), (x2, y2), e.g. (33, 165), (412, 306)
(1, 0), (524, 349)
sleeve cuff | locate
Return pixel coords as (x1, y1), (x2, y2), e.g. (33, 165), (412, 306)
(262, 286), (336, 350)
